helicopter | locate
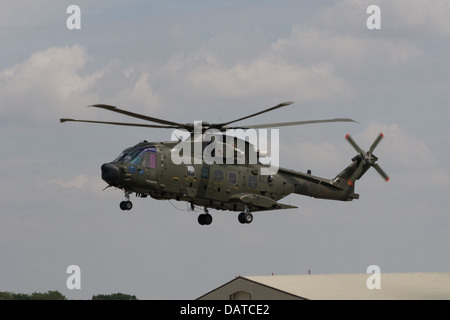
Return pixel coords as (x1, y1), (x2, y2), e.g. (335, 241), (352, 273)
(60, 101), (389, 225)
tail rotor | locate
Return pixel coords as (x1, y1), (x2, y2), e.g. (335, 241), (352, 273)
(345, 133), (390, 182)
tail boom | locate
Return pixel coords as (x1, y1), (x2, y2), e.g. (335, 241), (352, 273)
(286, 133), (389, 202)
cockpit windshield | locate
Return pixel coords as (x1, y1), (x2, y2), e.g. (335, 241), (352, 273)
(112, 152), (127, 163)
(130, 149), (146, 165)
(112, 146), (157, 166)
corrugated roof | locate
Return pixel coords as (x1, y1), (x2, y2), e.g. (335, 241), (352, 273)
(245, 273), (450, 300)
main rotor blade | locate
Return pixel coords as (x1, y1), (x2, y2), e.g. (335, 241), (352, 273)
(59, 118), (180, 129)
(229, 118), (358, 129)
(369, 132), (384, 154)
(89, 104), (186, 127)
(214, 101), (294, 129)
(345, 134), (365, 155)
(372, 163), (390, 182)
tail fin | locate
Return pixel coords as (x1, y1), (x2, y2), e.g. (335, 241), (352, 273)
(331, 156), (370, 190)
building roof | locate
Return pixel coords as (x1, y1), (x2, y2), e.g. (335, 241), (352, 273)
(198, 272), (450, 300)
(245, 273), (450, 300)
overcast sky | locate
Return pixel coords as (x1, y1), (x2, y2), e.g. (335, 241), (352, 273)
(1, 0), (450, 299)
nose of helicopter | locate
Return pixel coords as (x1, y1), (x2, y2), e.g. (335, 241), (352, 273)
(101, 163), (120, 185)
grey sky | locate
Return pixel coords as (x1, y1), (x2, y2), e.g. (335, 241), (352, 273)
(1, 1), (449, 299)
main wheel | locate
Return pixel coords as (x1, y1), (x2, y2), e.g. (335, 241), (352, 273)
(238, 212), (253, 224)
(204, 213), (212, 225)
(243, 212), (253, 224)
(198, 213), (213, 225)
(120, 201), (133, 211)
(125, 201), (133, 210)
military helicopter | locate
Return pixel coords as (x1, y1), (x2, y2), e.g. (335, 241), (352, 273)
(60, 102), (389, 225)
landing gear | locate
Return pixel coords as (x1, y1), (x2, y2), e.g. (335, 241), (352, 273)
(238, 212), (253, 224)
(198, 208), (212, 225)
(198, 214), (212, 225)
(238, 206), (253, 224)
(120, 190), (133, 211)
(120, 200), (133, 211)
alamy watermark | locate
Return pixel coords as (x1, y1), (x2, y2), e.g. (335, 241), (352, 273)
(66, 5), (81, 30)
(67, 5), (381, 31)
(366, 265), (381, 289)
(65, 264), (381, 293)
(66, 265), (81, 290)
(170, 123), (280, 175)
(366, 5), (381, 30)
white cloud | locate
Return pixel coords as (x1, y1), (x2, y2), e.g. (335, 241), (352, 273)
(48, 174), (107, 195)
(117, 72), (160, 110)
(160, 39), (354, 103)
(0, 45), (101, 122)
(0, 45), (160, 125)
(184, 57), (353, 102)
(49, 174), (90, 189)
(358, 121), (436, 170)
(279, 137), (346, 176)
(156, 6), (426, 105)
(269, 26), (423, 73)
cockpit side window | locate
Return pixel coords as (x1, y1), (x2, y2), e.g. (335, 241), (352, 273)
(141, 148), (157, 168)
(142, 152), (157, 168)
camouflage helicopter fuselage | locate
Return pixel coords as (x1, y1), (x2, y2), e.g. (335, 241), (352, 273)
(101, 137), (374, 225)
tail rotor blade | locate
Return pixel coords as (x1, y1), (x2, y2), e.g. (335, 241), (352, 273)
(373, 163), (390, 182)
(369, 132), (384, 154)
(345, 134), (365, 155)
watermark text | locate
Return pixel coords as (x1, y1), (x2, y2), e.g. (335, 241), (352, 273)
(170, 123), (279, 175)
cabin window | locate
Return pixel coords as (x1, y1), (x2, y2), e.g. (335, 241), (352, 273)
(201, 167), (210, 179)
(228, 171), (237, 185)
(214, 170), (223, 183)
(249, 175), (258, 188)
(187, 165), (195, 177)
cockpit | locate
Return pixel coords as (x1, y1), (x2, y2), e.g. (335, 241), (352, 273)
(112, 146), (158, 168)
